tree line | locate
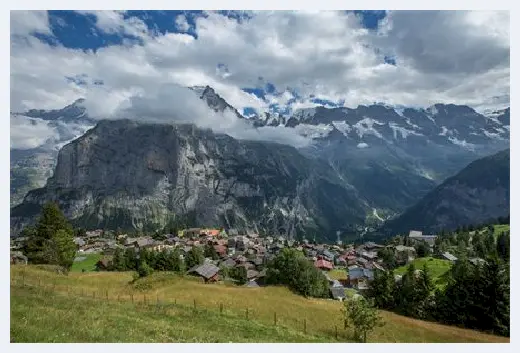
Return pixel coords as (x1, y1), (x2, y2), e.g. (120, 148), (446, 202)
(367, 255), (509, 336)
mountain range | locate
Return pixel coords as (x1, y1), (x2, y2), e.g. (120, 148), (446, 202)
(10, 85), (510, 240)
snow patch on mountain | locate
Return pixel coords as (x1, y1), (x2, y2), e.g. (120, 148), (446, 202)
(353, 117), (384, 139)
(448, 136), (475, 150)
(331, 121), (352, 136)
(357, 142), (369, 149)
(294, 123), (333, 139)
(389, 122), (422, 139)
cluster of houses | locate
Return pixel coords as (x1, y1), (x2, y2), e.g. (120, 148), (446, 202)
(13, 226), (470, 301)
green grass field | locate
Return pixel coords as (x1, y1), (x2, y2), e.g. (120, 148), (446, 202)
(394, 257), (452, 287)
(328, 268), (348, 280)
(10, 265), (508, 343)
(493, 224), (510, 237)
(71, 253), (102, 272)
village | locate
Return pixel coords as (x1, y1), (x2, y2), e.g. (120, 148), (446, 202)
(10, 227), (462, 301)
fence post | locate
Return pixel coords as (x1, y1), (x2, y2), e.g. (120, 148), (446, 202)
(144, 294), (146, 305)
(220, 303), (223, 315)
(106, 290), (108, 300)
(335, 325), (338, 340)
(274, 312), (277, 326)
(174, 298), (177, 306)
(193, 299), (197, 311)
(131, 294), (134, 303)
(304, 319), (307, 334)
(246, 308), (249, 320)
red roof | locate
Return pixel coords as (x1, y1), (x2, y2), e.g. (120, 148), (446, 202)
(214, 245), (227, 254)
(314, 259), (333, 270)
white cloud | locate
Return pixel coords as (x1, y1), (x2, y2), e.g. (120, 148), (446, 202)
(175, 14), (191, 32)
(10, 115), (59, 149)
(9, 10), (510, 147)
(11, 10), (53, 38)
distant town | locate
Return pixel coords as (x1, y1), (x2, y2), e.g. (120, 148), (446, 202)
(11, 226), (464, 300)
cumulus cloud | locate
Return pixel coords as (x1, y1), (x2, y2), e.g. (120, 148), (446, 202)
(10, 10), (510, 147)
(84, 83), (311, 148)
(10, 115), (60, 149)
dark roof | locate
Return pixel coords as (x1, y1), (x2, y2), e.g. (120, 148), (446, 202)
(349, 268), (374, 280)
(442, 252), (458, 262)
(330, 287), (346, 299)
(190, 263), (219, 279)
(247, 270), (260, 279)
(221, 258), (236, 267)
(246, 280), (259, 288)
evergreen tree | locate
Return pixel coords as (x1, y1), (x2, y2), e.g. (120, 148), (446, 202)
(496, 232), (510, 261)
(185, 246), (204, 269)
(367, 269), (396, 309)
(415, 242), (431, 258)
(22, 203), (75, 271)
(343, 297), (384, 343)
(137, 260), (153, 278)
(154, 250), (168, 271)
(395, 263), (418, 317)
(112, 247), (126, 271)
(204, 244), (219, 260)
(230, 266), (248, 285)
(124, 248), (138, 271)
(415, 264), (435, 319)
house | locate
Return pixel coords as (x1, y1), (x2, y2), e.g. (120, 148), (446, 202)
(95, 257), (112, 271)
(247, 269), (260, 280)
(246, 280), (260, 288)
(335, 256), (347, 267)
(441, 252), (458, 263)
(10, 251), (28, 265)
(348, 268), (374, 288)
(220, 258), (236, 268)
(214, 245), (228, 258)
(314, 259), (334, 271)
(330, 287), (346, 301)
(365, 242), (384, 250)
(188, 263), (220, 282)
(200, 229), (220, 237)
(361, 251), (378, 261)
(408, 230), (437, 247)
(85, 229), (103, 239)
(184, 228), (202, 238)
(321, 250), (335, 261)
(74, 237), (86, 248)
(356, 257), (369, 267)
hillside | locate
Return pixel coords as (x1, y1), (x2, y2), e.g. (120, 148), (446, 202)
(380, 149), (510, 235)
(10, 266), (509, 343)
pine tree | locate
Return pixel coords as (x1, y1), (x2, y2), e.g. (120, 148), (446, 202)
(185, 246), (204, 269)
(230, 266), (248, 285)
(22, 203), (75, 271)
(112, 247), (125, 271)
(204, 244), (219, 260)
(496, 232), (510, 261)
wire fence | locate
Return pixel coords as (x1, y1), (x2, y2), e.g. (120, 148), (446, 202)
(10, 272), (349, 342)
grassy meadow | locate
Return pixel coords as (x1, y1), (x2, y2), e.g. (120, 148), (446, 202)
(71, 253), (102, 272)
(10, 265), (509, 343)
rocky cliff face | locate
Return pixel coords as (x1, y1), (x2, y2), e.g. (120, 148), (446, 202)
(11, 119), (369, 240)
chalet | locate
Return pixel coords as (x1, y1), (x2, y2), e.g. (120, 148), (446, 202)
(200, 229), (220, 237)
(247, 269), (260, 281)
(364, 242), (384, 250)
(321, 250), (335, 261)
(356, 257), (369, 267)
(246, 280), (260, 288)
(314, 259), (334, 271)
(348, 267), (374, 288)
(227, 228), (239, 237)
(184, 228), (202, 238)
(220, 258), (236, 268)
(335, 256), (347, 267)
(95, 256), (112, 271)
(74, 237), (86, 248)
(408, 230), (437, 247)
(361, 251), (378, 261)
(188, 263), (220, 282)
(214, 245), (227, 258)
(85, 229), (103, 239)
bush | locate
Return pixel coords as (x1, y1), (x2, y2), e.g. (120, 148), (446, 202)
(137, 260), (153, 278)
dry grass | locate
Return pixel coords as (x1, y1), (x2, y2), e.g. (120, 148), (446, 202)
(10, 265), (509, 343)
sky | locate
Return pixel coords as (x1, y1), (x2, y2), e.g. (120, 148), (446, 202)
(10, 10), (510, 149)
